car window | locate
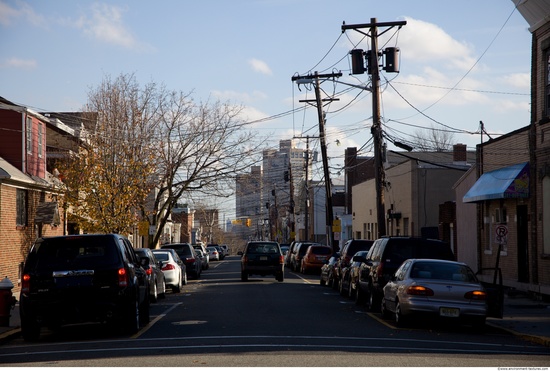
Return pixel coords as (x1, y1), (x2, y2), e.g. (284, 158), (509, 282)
(311, 246), (332, 255)
(247, 243), (279, 254)
(31, 235), (120, 269)
(395, 260), (411, 280)
(153, 251), (170, 262)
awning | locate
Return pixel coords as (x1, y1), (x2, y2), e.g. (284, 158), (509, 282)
(463, 162), (529, 203)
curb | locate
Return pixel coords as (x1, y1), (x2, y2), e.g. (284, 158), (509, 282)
(486, 322), (550, 348)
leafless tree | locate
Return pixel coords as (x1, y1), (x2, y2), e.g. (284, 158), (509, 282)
(412, 125), (455, 152)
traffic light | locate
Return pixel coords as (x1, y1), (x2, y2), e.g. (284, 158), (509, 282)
(246, 218), (252, 227)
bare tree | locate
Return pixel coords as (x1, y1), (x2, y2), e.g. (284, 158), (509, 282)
(150, 97), (262, 247)
(60, 73), (262, 241)
(412, 125), (455, 152)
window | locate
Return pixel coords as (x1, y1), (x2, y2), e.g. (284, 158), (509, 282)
(16, 189), (27, 226)
(26, 117), (32, 154)
(37, 123), (43, 157)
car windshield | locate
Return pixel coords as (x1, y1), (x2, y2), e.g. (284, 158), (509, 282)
(152, 251), (170, 262)
(247, 243), (279, 254)
(31, 235), (120, 269)
(311, 246), (332, 255)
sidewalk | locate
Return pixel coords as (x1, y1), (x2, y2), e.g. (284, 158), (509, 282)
(1, 291), (549, 347)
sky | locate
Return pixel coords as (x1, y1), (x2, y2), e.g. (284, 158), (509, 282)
(0, 0), (532, 219)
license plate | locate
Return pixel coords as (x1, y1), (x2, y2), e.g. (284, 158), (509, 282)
(260, 256), (268, 261)
(439, 307), (460, 317)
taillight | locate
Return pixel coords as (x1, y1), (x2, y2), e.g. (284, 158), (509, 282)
(22, 273), (31, 293)
(406, 285), (434, 296)
(279, 255), (285, 264)
(145, 267), (153, 275)
(465, 290), (487, 300)
(376, 262), (384, 278)
(186, 258), (196, 263)
(118, 268), (128, 287)
(243, 256), (248, 264)
(162, 263), (176, 271)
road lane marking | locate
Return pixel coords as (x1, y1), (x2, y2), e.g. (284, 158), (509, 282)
(132, 302), (183, 339)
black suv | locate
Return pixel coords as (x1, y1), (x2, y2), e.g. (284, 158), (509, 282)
(161, 243), (201, 279)
(239, 241), (284, 282)
(20, 234), (150, 341)
(355, 237), (455, 310)
(334, 239), (373, 289)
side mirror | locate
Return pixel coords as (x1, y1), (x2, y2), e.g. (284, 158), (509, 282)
(237, 251), (243, 256)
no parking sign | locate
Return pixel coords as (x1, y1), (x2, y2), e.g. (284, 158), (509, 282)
(495, 224), (508, 245)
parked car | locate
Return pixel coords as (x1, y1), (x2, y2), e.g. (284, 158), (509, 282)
(285, 241), (299, 266)
(208, 244), (225, 260)
(333, 239), (373, 290)
(381, 259), (487, 327)
(20, 234), (150, 341)
(135, 248), (166, 303)
(239, 241), (284, 282)
(152, 249), (187, 293)
(161, 243), (201, 279)
(355, 237), (455, 311)
(193, 243), (209, 269)
(320, 252), (340, 287)
(290, 242), (316, 272)
(300, 245), (333, 274)
(206, 246), (220, 261)
(340, 250), (370, 299)
(220, 244), (230, 256)
(279, 243), (290, 257)
(195, 249), (209, 270)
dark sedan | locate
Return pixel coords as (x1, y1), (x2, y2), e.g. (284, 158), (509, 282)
(161, 243), (202, 279)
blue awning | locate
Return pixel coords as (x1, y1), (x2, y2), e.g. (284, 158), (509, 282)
(463, 162), (529, 203)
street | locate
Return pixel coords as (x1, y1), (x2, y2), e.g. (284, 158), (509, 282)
(0, 256), (548, 367)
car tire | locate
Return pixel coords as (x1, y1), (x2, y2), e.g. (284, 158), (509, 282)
(366, 284), (380, 312)
(183, 271), (188, 285)
(395, 301), (408, 327)
(21, 315), (41, 342)
(124, 297), (140, 334)
(241, 271), (248, 281)
(320, 276), (326, 286)
(348, 281), (355, 298)
(355, 285), (365, 305)
(159, 279), (166, 299)
(151, 279), (158, 303)
(380, 297), (391, 319)
(276, 272), (284, 282)
(173, 274), (182, 293)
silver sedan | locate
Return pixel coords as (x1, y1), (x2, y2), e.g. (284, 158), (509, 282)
(381, 259), (487, 327)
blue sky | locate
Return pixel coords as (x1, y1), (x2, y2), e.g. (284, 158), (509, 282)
(0, 0), (532, 215)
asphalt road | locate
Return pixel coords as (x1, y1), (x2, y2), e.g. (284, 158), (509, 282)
(0, 256), (548, 367)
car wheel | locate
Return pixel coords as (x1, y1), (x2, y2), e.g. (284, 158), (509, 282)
(183, 271), (188, 285)
(380, 297), (391, 319)
(366, 285), (380, 312)
(348, 281), (354, 298)
(355, 285), (365, 305)
(124, 298), (140, 334)
(173, 274), (182, 293)
(320, 276), (326, 286)
(276, 272), (284, 282)
(395, 301), (408, 327)
(151, 279), (158, 303)
(140, 292), (150, 325)
(159, 279), (166, 299)
(241, 271), (248, 281)
(21, 315), (41, 342)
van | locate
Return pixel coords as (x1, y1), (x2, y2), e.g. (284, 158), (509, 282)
(355, 237), (455, 310)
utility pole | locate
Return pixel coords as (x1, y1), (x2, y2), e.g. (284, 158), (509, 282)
(292, 72), (342, 247)
(342, 18), (406, 238)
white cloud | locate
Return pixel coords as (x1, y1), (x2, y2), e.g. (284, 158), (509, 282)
(0, 57), (37, 69)
(0, 1), (47, 28)
(501, 73), (530, 90)
(211, 89), (268, 103)
(75, 3), (152, 51)
(249, 58), (273, 75)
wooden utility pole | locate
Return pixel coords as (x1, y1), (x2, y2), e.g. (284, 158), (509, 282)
(292, 71), (342, 247)
(342, 18), (406, 238)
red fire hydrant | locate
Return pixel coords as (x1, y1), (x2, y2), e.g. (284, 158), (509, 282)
(0, 276), (17, 327)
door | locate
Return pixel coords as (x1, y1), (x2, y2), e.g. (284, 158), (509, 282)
(517, 205), (529, 283)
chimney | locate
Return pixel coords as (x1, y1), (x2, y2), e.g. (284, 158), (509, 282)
(453, 143), (467, 163)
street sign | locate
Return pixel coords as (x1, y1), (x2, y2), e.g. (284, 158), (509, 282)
(495, 224), (508, 245)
